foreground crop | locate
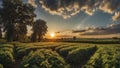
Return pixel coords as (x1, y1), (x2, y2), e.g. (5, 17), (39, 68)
(0, 42), (120, 68)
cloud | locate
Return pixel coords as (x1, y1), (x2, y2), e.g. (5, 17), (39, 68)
(55, 30), (72, 34)
(72, 30), (86, 33)
(55, 30), (78, 38)
(73, 23), (120, 35)
(28, 0), (37, 7)
(29, 0), (120, 20)
(99, 0), (120, 14)
(112, 12), (120, 21)
(38, 0), (98, 19)
(54, 23), (120, 38)
(56, 35), (72, 38)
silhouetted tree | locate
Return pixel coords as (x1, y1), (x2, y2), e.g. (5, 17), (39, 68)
(0, 0), (35, 42)
(112, 37), (119, 39)
(73, 36), (76, 40)
(0, 17), (2, 39)
(0, 27), (2, 39)
(31, 19), (47, 42)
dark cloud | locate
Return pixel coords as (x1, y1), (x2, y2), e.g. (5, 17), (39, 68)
(55, 30), (72, 34)
(39, 0), (97, 18)
(56, 35), (72, 38)
(55, 32), (60, 33)
(72, 30), (86, 33)
(55, 30), (77, 38)
(73, 23), (120, 35)
(53, 23), (120, 38)
(28, 0), (120, 20)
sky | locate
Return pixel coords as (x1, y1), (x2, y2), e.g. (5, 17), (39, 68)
(20, 0), (120, 38)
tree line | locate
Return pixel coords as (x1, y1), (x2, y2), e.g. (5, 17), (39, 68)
(0, 0), (47, 42)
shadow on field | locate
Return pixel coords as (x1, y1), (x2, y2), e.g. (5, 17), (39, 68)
(68, 46), (98, 68)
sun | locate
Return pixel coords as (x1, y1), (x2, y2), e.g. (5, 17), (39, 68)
(50, 33), (55, 38)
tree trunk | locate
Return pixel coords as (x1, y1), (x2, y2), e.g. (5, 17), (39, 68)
(0, 27), (2, 39)
(6, 22), (15, 42)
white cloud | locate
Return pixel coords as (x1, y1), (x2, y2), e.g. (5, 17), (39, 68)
(112, 12), (120, 21)
(28, 0), (37, 7)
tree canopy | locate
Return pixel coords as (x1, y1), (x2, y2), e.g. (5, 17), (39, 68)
(0, 0), (47, 42)
(31, 19), (48, 42)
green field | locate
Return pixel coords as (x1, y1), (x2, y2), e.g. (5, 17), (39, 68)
(0, 42), (120, 68)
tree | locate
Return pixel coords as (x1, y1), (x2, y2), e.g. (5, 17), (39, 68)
(0, 0), (36, 42)
(73, 36), (76, 40)
(0, 26), (2, 39)
(31, 19), (48, 42)
(0, 17), (2, 39)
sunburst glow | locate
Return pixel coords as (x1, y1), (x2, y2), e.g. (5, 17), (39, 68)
(50, 33), (55, 38)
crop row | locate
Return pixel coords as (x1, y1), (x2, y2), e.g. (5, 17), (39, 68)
(0, 64), (3, 68)
(16, 44), (60, 59)
(83, 46), (120, 68)
(15, 43), (97, 68)
(3, 43), (119, 68)
(16, 43), (92, 59)
(20, 49), (70, 68)
(0, 44), (15, 68)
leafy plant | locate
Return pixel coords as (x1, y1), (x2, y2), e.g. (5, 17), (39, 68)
(0, 64), (3, 68)
(20, 49), (70, 68)
(67, 46), (97, 65)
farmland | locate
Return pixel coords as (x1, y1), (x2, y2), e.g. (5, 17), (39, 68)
(0, 42), (120, 68)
